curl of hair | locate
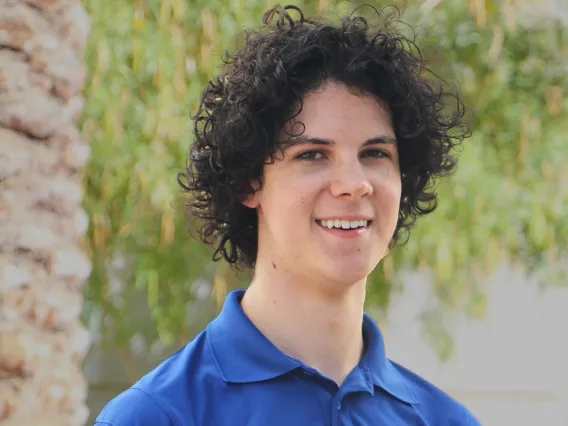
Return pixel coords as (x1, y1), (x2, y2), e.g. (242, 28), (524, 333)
(178, 4), (471, 269)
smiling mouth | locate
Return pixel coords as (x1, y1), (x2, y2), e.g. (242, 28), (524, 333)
(315, 219), (372, 230)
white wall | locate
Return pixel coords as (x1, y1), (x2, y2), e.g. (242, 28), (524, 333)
(385, 264), (568, 426)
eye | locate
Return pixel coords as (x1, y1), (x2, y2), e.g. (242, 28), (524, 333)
(361, 149), (390, 159)
(297, 150), (325, 160)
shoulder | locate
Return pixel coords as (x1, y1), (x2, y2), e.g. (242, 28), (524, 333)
(94, 387), (176, 426)
(94, 331), (213, 426)
(390, 360), (481, 425)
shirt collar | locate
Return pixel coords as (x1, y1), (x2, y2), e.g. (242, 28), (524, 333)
(207, 290), (301, 383)
(360, 313), (418, 404)
(207, 289), (417, 404)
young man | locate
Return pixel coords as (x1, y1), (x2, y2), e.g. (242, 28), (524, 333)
(95, 5), (478, 426)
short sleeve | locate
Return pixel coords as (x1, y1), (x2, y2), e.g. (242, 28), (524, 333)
(94, 387), (174, 426)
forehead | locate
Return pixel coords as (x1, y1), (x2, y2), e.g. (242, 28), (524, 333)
(281, 82), (394, 142)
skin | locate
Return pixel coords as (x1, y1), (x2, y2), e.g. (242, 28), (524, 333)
(241, 81), (402, 385)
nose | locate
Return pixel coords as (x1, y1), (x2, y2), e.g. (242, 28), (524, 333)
(329, 163), (373, 199)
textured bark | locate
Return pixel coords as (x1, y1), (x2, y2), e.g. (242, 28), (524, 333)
(0, 1), (91, 425)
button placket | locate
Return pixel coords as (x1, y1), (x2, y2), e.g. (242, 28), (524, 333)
(331, 394), (343, 426)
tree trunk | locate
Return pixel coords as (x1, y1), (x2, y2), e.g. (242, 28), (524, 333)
(0, 1), (92, 425)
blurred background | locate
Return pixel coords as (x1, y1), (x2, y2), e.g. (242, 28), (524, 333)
(0, 0), (567, 425)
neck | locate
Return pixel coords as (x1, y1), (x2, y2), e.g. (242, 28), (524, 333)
(240, 262), (366, 386)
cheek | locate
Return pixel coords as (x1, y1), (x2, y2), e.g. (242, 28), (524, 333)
(375, 173), (402, 215)
(278, 171), (321, 202)
(261, 172), (319, 218)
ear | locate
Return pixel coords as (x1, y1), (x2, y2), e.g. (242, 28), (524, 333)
(242, 180), (261, 209)
(242, 193), (259, 208)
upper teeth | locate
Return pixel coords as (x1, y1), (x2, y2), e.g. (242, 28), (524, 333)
(319, 219), (368, 229)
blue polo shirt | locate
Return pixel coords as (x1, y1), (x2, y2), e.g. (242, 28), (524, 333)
(95, 290), (480, 426)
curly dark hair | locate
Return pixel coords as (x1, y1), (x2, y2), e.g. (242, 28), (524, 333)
(178, 4), (471, 269)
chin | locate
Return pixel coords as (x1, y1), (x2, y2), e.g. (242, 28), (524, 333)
(321, 260), (374, 287)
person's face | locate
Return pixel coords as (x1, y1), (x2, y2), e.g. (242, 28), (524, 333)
(245, 81), (401, 290)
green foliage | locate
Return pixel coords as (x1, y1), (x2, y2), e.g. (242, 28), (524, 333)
(82, 0), (568, 359)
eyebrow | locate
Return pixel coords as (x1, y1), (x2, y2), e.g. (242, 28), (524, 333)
(280, 135), (397, 149)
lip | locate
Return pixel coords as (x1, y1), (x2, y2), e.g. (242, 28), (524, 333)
(316, 216), (372, 221)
